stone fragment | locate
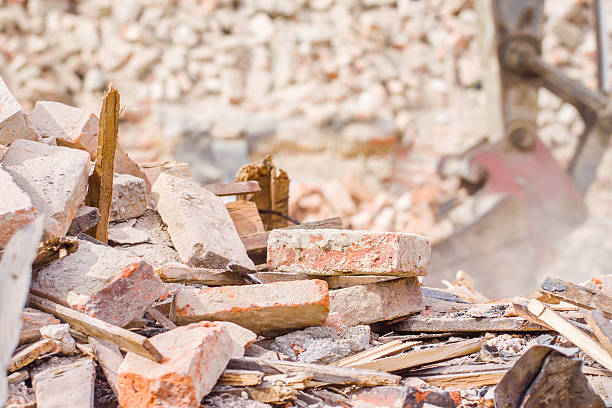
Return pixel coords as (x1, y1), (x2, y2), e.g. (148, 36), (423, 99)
(21, 308), (60, 337)
(1, 139), (90, 238)
(350, 386), (460, 408)
(0, 218), (44, 406)
(110, 173), (148, 222)
(174, 280), (330, 336)
(0, 167), (35, 246)
(271, 326), (370, 364)
(267, 229), (430, 277)
(30, 239), (165, 327)
(108, 221), (149, 245)
(328, 277), (424, 326)
(321, 275), (398, 289)
(27, 101), (99, 155)
(0, 76), (39, 145)
(33, 358), (96, 408)
(118, 322), (233, 408)
(114, 144), (152, 192)
(153, 173), (255, 272)
(214, 322), (258, 357)
(202, 394), (272, 408)
(156, 262), (244, 286)
(66, 206), (100, 236)
(39, 324), (75, 355)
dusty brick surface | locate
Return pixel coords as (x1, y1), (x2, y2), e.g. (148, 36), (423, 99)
(0, 76), (39, 145)
(153, 173), (255, 272)
(327, 277), (423, 326)
(30, 239), (165, 326)
(110, 173), (148, 222)
(118, 322), (233, 408)
(0, 167), (35, 246)
(114, 144), (152, 192)
(213, 322), (257, 357)
(1, 139), (90, 238)
(267, 229), (430, 277)
(28, 101), (99, 156)
(174, 280), (329, 336)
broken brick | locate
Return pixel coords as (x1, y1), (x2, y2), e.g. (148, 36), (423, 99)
(0, 76), (39, 145)
(0, 167), (35, 246)
(110, 173), (148, 222)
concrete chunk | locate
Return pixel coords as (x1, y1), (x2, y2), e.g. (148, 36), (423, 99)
(110, 173), (148, 222)
(267, 229), (430, 277)
(118, 322), (233, 408)
(0, 76), (39, 144)
(30, 239), (165, 327)
(28, 101), (99, 155)
(214, 321), (257, 357)
(0, 167), (35, 246)
(33, 358), (95, 408)
(328, 277), (424, 326)
(153, 173), (255, 272)
(1, 139), (90, 238)
(174, 280), (330, 336)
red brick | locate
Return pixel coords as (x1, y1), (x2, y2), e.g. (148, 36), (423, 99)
(174, 280), (329, 336)
(267, 229), (430, 277)
(118, 322), (232, 408)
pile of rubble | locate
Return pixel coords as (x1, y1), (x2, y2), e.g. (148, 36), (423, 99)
(2, 79), (612, 408)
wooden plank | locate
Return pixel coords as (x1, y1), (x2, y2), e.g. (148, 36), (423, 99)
(421, 371), (506, 388)
(218, 369), (264, 386)
(585, 310), (612, 356)
(392, 316), (548, 333)
(87, 84), (120, 244)
(204, 180), (261, 197)
(33, 358), (95, 408)
(226, 200), (265, 236)
(7, 370), (29, 385)
(227, 356), (401, 387)
(28, 294), (163, 362)
(527, 299), (612, 371)
(32, 237), (79, 268)
(89, 337), (122, 397)
(351, 337), (487, 372)
(141, 160), (192, 185)
(145, 306), (177, 330)
(8, 339), (60, 373)
(331, 341), (420, 367)
(540, 277), (612, 319)
(242, 217), (343, 264)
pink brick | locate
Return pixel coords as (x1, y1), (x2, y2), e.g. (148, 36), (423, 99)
(30, 239), (165, 326)
(174, 280), (330, 336)
(0, 167), (35, 246)
(0, 76), (39, 144)
(118, 322), (232, 408)
(267, 229), (430, 277)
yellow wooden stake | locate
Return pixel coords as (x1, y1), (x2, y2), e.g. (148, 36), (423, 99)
(87, 84), (120, 243)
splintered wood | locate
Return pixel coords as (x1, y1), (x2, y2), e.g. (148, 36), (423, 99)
(235, 155), (290, 230)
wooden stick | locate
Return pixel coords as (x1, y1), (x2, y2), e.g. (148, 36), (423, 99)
(527, 299), (612, 371)
(87, 84), (120, 243)
(145, 306), (177, 330)
(392, 316), (548, 333)
(540, 277), (612, 319)
(350, 337), (487, 372)
(331, 341), (420, 367)
(8, 338), (60, 373)
(204, 181), (262, 197)
(218, 369), (264, 386)
(28, 294), (163, 362)
(585, 310), (612, 357)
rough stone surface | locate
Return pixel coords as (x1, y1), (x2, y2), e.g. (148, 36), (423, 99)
(27, 101), (99, 156)
(0, 167), (35, 246)
(1, 139), (90, 238)
(40, 324), (76, 355)
(108, 220), (150, 245)
(267, 229), (430, 277)
(0, 218), (44, 406)
(33, 358), (96, 408)
(66, 206), (100, 236)
(110, 173), (148, 222)
(174, 280), (330, 336)
(0, 76), (39, 145)
(213, 321), (257, 357)
(271, 326), (371, 364)
(153, 173), (255, 272)
(118, 322), (233, 408)
(30, 239), (165, 327)
(351, 386), (461, 408)
(328, 277), (424, 326)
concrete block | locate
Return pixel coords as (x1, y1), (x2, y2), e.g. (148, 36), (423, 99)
(0, 167), (35, 246)
(267, 229), (430, 277)
(174, 280), (329, 336)
(153, 173), (255, 272)
(118, 322), (233, 408)
(30, 239), (165, 327)
(0, 76), (39, 145)
(1, 139), (90, 238)
(110, 173), (148, 222)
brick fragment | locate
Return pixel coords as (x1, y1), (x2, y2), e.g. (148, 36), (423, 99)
(1, 139), (90, 238)
(27, 101), (98, 155)
(118, 322), (233, 408)
(328, 277), (423, 326)
(0, 76), (39, 144)
(213, 321), (257, 357)
(0, 167), (35, 246)
(110, 173), (148, 222)
(30, 239), (165, 327)
(267, 229), (430, 277)
(153, 173), (255, 272)
(351, 386), (460, 408)
(174, 280), (330, 336)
